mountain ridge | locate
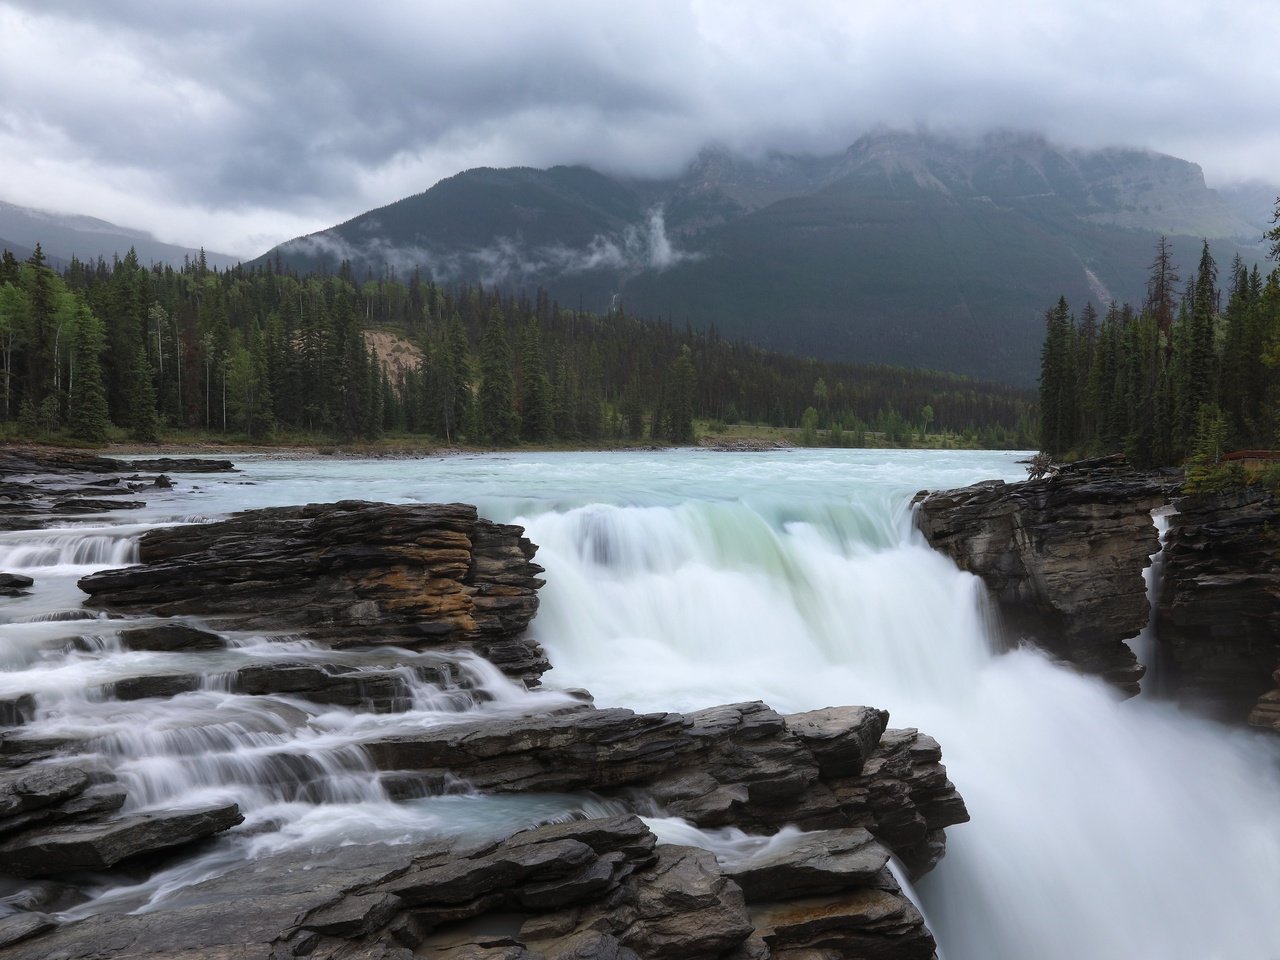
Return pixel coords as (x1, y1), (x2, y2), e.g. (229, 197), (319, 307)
(0, 200), (240, 271)
(250, 131), (1276, 384)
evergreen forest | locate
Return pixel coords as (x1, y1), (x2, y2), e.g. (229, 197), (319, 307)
(1038, 213), (1280, 473)
(0, 246), (1036, 449)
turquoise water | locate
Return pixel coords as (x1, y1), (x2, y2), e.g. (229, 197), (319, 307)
(2, 448), (1277, 959)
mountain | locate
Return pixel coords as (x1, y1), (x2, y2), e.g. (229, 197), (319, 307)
(257, 131), (1272, 385)
(0, 200), (239, 270)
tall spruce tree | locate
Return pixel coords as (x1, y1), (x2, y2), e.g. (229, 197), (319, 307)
(478, 307), (517, 443)
(68, 305), (110, 443)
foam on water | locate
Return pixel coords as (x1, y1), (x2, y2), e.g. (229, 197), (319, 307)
(4, 449), (1277, 958)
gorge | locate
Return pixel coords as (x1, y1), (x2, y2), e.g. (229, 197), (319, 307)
(1, 448), (1278, 959)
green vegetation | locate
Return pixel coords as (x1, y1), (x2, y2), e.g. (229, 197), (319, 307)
(0, 243), (1035, 450)
(1037, 216), (1280, 471)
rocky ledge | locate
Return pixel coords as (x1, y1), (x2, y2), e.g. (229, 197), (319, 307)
(0, 696), (962, 958)
(77, 500), (550, 684)
(0, 445), (234, 533)
(1157, 487), (1280, 727)
(0, 487), (972, 958)
(913, 455), (1173, 692)
(0, 815), (939, 960)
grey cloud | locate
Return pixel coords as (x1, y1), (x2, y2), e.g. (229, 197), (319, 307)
(2, 0), (1277, 255)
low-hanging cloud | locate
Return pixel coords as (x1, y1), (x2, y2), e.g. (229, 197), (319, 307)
(1, 0), (1277, 257)
(279, 206), (699, 286)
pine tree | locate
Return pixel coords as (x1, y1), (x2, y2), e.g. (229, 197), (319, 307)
(126, 345), (161, 442)
(478, 307), (517, 442)
(518, 322), (553, 441)
(666, 347), (697, 443)
(68, 305), (110, 443)
(1037, 297), (1077, 457)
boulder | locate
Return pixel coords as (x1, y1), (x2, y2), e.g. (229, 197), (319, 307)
(0, 572), (34, 596)
(726, 827), (889, 902)
(914, 454), (1173, 692)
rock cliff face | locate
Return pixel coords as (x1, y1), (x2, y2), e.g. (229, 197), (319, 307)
(1157, 487), (1280, 727)
(913, 456), (1171, 692)
(915, 455), (1280, 728)
(77, 500), (550, 684)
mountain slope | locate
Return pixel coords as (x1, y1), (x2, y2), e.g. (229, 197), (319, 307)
(0, 201), (239, 270)
(257, 131), (1271, 385)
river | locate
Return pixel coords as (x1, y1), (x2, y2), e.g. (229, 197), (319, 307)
(1, 448), (1277, 959)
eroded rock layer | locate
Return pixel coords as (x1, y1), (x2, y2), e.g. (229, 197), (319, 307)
(76, 500), (550, 684)
(1158, 487), (1280, 726)
(0, 816), (939, 960)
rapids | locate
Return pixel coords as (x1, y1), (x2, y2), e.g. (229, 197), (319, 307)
(2, 449), (1277, 959)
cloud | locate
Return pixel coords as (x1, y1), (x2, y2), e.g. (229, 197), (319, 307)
(280, 206), (698, 285)
(1, 0), (1277, 256)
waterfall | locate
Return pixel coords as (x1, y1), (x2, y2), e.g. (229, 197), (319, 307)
(523, 486), (1280, 960)
(4, 450), (1277, 959)
(1130, 506), (1176, 694)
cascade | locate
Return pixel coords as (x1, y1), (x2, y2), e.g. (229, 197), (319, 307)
(0, 450), (1276, 960)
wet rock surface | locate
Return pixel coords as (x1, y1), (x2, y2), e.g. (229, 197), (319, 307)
(0, 463), (967, 959)
(0, 446), (233, 531)
(77, 499), (550, 685)
(914, 454), (1174, 692)
(1157, 487), (1280, 727)
(0, 816), (938, 960)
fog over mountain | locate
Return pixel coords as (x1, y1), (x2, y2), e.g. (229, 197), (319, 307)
(0, 0), (1276, 257)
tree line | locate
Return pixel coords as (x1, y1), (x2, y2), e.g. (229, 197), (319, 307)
(0, 246), (1036, 447)
(1038, 221), (1280, 470)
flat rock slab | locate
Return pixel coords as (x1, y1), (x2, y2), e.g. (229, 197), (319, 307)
(728, 827), (890, 902)
(0, 802), (243, 876)
(117, 624), (226, 652)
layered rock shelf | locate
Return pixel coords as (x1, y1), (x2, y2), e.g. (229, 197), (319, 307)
(0, 472), (970, 958)
(0, 445), (235, 533)
(77, 500), (551, 685)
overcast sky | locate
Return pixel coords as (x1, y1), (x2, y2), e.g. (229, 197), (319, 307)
(1, 0), (1276, 258)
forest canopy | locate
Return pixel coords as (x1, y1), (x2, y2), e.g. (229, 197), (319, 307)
(1037, 217), (1280, 473)
(0, 246), (1036, 449)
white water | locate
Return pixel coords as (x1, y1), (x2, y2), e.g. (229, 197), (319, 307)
(2, 450), (1278, 958)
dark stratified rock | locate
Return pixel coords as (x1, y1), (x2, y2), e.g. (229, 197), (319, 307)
(749, 881), (936, 960)
(1157, 487), (1280, 727)
(914, 455), (1173, 693)
(363, 700), (965, 877)
(0, 809), (950, 959)
(727, 827), (889, 903)
(120, 457), (236, 474)
(77, 500), (549, 685)
(0, 446), (233, 531)
(0, 802), (243, 876)
(117, 623), (225, 652)
(0, 572), (34, 596)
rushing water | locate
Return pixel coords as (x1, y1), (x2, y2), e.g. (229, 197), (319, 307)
(2, 449), (1278, 958)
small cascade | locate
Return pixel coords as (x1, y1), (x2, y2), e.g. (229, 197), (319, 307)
(0, 529), (139, 572)
(1129, 505), (1176, 695)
